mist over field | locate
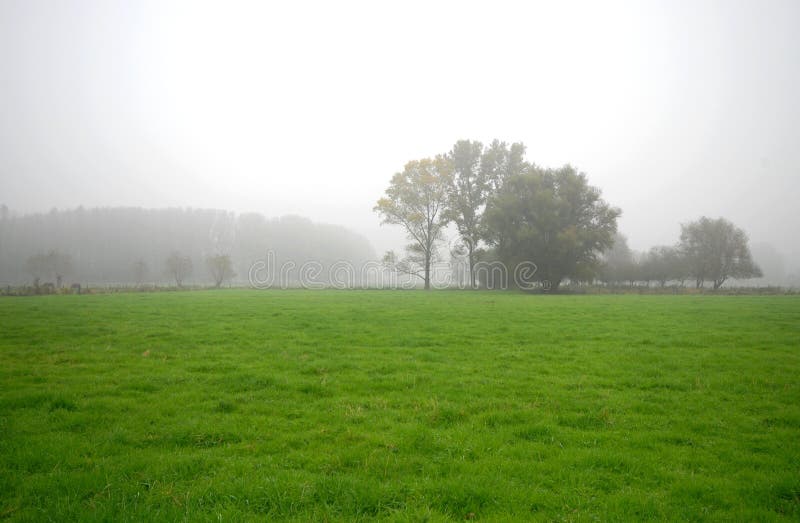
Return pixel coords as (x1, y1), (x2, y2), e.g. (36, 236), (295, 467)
(1, 3), (800, 520)
(1, 0), (799, 287)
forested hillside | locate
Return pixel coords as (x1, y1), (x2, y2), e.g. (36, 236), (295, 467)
(0, 207), (375, 286)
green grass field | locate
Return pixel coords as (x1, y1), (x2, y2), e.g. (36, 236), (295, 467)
(1, 291), (799, 521)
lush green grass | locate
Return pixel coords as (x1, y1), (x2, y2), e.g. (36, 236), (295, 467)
(1, 291), (799, 521)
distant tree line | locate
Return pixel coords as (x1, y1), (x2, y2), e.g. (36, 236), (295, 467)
(0, 207), (375, 288)
(600, 217), (761, 290)
(376, 139), (762, 291)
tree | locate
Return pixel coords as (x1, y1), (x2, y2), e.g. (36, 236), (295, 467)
(165, 252), (193, 287)
(484, 165), (620, 291)
(374, 156), (452, 289)
(46, 250), (72, 288)
(206, 254), (235, 288)
(670, 249), (692, 287)
(481, 140), (528, 191)
(25, 253), (49, 288)
(642, 246), (668, 287)
(26, 250), (72, 288)
(641, 245), (687, 287)
(444, 140), (490, 289)
(679, 217), (762, 289)
(381, 249), (430, 284)
(448, 238), (470, 288)
(599, 233), (637, 287)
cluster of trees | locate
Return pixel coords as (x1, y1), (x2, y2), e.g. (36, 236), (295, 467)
(23, 250), (237, 291)
(0, 207), (375, 287)
(600, 217), (762, 289)
(376, 139), (763, 291)
(23, 249), (73, 288)
(375, 139), (620, 290)
(126, 252), (236, 288)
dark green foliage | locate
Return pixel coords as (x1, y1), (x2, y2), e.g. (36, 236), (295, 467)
(484, 166), (621, 290)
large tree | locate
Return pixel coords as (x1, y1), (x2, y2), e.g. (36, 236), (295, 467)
(444, 140), (489, 289)
(679, 216), (761, 289)
(374, 156), (452, 289)
(484, 165), (620, 291)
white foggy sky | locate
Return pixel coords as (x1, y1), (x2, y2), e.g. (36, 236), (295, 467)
(1, 0), (798, 263)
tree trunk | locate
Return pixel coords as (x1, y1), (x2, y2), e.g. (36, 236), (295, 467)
(468, 244), (476, 290)
(424, 256), (431, 290)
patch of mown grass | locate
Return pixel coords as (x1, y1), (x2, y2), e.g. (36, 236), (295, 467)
(0, 290), (799, 520)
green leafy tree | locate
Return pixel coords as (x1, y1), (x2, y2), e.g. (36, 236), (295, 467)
(484, 165), (620, 291)
(481, 140), (528, 191)
(679, 217), (762, 289)
(374, 156), (452, 289)
(642, 246), (685, 287)
(444, 140), (490, 288)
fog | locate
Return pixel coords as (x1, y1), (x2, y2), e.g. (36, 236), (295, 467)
(1, 0), (799, 279)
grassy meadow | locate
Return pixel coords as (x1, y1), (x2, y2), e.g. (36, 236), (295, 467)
(1, 290), (799, 521)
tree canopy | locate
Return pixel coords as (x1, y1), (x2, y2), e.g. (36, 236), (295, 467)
(376, 141), (623, 291)
(483, 165), (620, 291)
(444, 140), (490, 289)
(679, 216), (761, 289)
(374, 156), (452, 289)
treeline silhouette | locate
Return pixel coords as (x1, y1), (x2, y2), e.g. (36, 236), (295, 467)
(0, 207), (375, 286)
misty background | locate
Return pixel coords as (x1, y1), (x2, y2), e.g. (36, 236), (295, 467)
(1, 0), (798, 284)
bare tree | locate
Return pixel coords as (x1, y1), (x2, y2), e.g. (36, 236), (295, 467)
(206, 254), (235, 288)
(47, 250), (72, 288)
(165, 252), (193, 287)
(25, 253), (48, 288)
(26, 250), (72, 288)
